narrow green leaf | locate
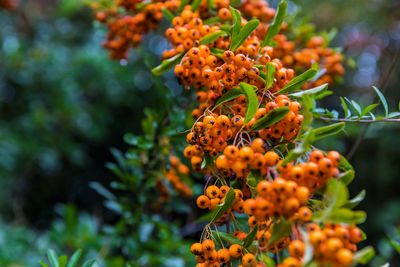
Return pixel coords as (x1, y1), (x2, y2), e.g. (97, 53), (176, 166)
(204, 16), (221, 25)
(276, 65), (318, 94)
(265, 62), (276, 90)
(262, 255), (276, 267)
(212, 230), (243, 245)
(328, 208), (366, 224)
(311, 122), (345, 140)
(161, 7), (174, 21)
(338, 169), (355, 185)
(261, 0), (287, 47)
(345, 190), (365, 209)
(66, 249), (82, 267)
(361, 104), (378, 117)
(281, 129), (315, 165)
(47, 250), (59, 267)
(212, 87), (243, 110)
(389, 238), (400, 254)
(209, 188), (236, 223)
(388, 112), (400, 118)
(246, 173), (258, 197)
(251, 107), (290, 131)
(82, 259), (97, 267)
(240, 82), (259, 126)
(40, 262), (49, 267)
(195, 212), (212, 222)
(344, 97), (361, 117)
(352, 246), (375, 265)
(210, 47), (224, 58)
(207, 0), (214, 10)
(230, 19), (260, 51)
(199, 31), (227, 45)
(243, 225), (258, 248)
(229, 6), (241, 49)
(340, 97), (350, 118)
(289, 83), (328, 99)
(373, 86), (388, 117)
(201, 153), (214, 169)
(212, 230), (225, 249)
(177, 0), (189, 12)
(300, 94), (314, 135)
(326, 179), (349, 209)
(267, 218), (291, 245)
(191, 0), (202, 11)
(152, 52), (184, 76)
(338, 155), (354, 171)
(58, 256), (68, 267)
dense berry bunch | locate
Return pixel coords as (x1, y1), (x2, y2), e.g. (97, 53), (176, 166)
(94, 0), (373, 266)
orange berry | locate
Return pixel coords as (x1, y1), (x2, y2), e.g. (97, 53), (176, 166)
(264, 151), (279, 166)
(239, 146), (254, 161)
(217, 248), (231, 263)
(229, 244), (243, 258)
(242, 253), (255, 267)
(224, 145), (240, 160)
(288, 240), (305, 258)
(196, 195), (210, 209)
(206, 185), (220, 199)
(298, 206), (312, 221)
(336, 248), (353, 266)
(191, 242), (203, 255)
(202, 239), (215, 253)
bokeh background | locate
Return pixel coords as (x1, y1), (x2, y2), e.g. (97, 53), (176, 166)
(0, 0), (399, 266)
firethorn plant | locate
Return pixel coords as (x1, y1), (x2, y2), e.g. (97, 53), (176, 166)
(93, 0), (400, 266)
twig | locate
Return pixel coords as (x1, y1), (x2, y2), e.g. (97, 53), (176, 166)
(318, 117), (400, 123)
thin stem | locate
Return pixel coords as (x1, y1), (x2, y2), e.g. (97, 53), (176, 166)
(317, 117), (400, 123)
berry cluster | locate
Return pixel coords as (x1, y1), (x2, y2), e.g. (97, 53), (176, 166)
(278, 150), (341, 191)
(94, 0), (179, 59)
(280, 223), (363, 267)
(197, 186), (244, 223)
(164, 155), (193, 197)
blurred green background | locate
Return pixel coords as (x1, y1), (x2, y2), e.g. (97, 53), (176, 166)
(0, 0), (399, 266)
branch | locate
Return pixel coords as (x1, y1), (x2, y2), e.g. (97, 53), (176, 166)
(318, 117), (400, 123)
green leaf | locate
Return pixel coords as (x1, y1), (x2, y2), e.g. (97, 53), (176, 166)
(177, 0), (189, 12)
(261, 255), (276, 267)
(212, 230), (243, 245)
(276, 65), (318, 94)
(195, 212), (212, 222)
(328, 208), (366, 224)
(66, 249), (82, 267)
(345, 190), (365, 209)
(191, 0), (202, 11)
(389, 238), (400, 254)
(243, 225), (258, 248)
(361, 104), (378, 117)
(212, 230), (225, 249)
(201, 153), (214, 169)
(230, 19), (260, 51)
(246, 173), (258, 197)
(210, 47), (224, 58)
(267, 218), (291, 245)
(82, 259), (97, 267)
(204, 16), (221, 25)
(212, 87), (243, 110)
(250, 107), (290, 131)
(388, 112), (400, 118)
(58, 256), (68, 267)
(289, 83), (328, 99)
(344, 98), (362, 118)
(311, 122), (345, 140)
(229, 6), (242, 47)
(338, 169), (355, 185)
(47, 250), (59, 267)
(326, 179), (348, 209)
(261, 0), (287, 47)
(265, 62), (276, 90)
(199, 31), (227, 45)
(352, 246), (375, 265)
(340, 97), (350, 118)
(300, 94), (314, 134)
(40, 262), (49, 267)
(373, 86), (388, 117)
(162, 7), (174, 21)
(152, 52), (184, 76)
(209, 188), (236, 224)
(207, 0), (214, 10)
(123, 133), (138, 146)
(240, 82), (259, 126)
(338, 155), (354, 171)
(281, 129), (315, 165)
